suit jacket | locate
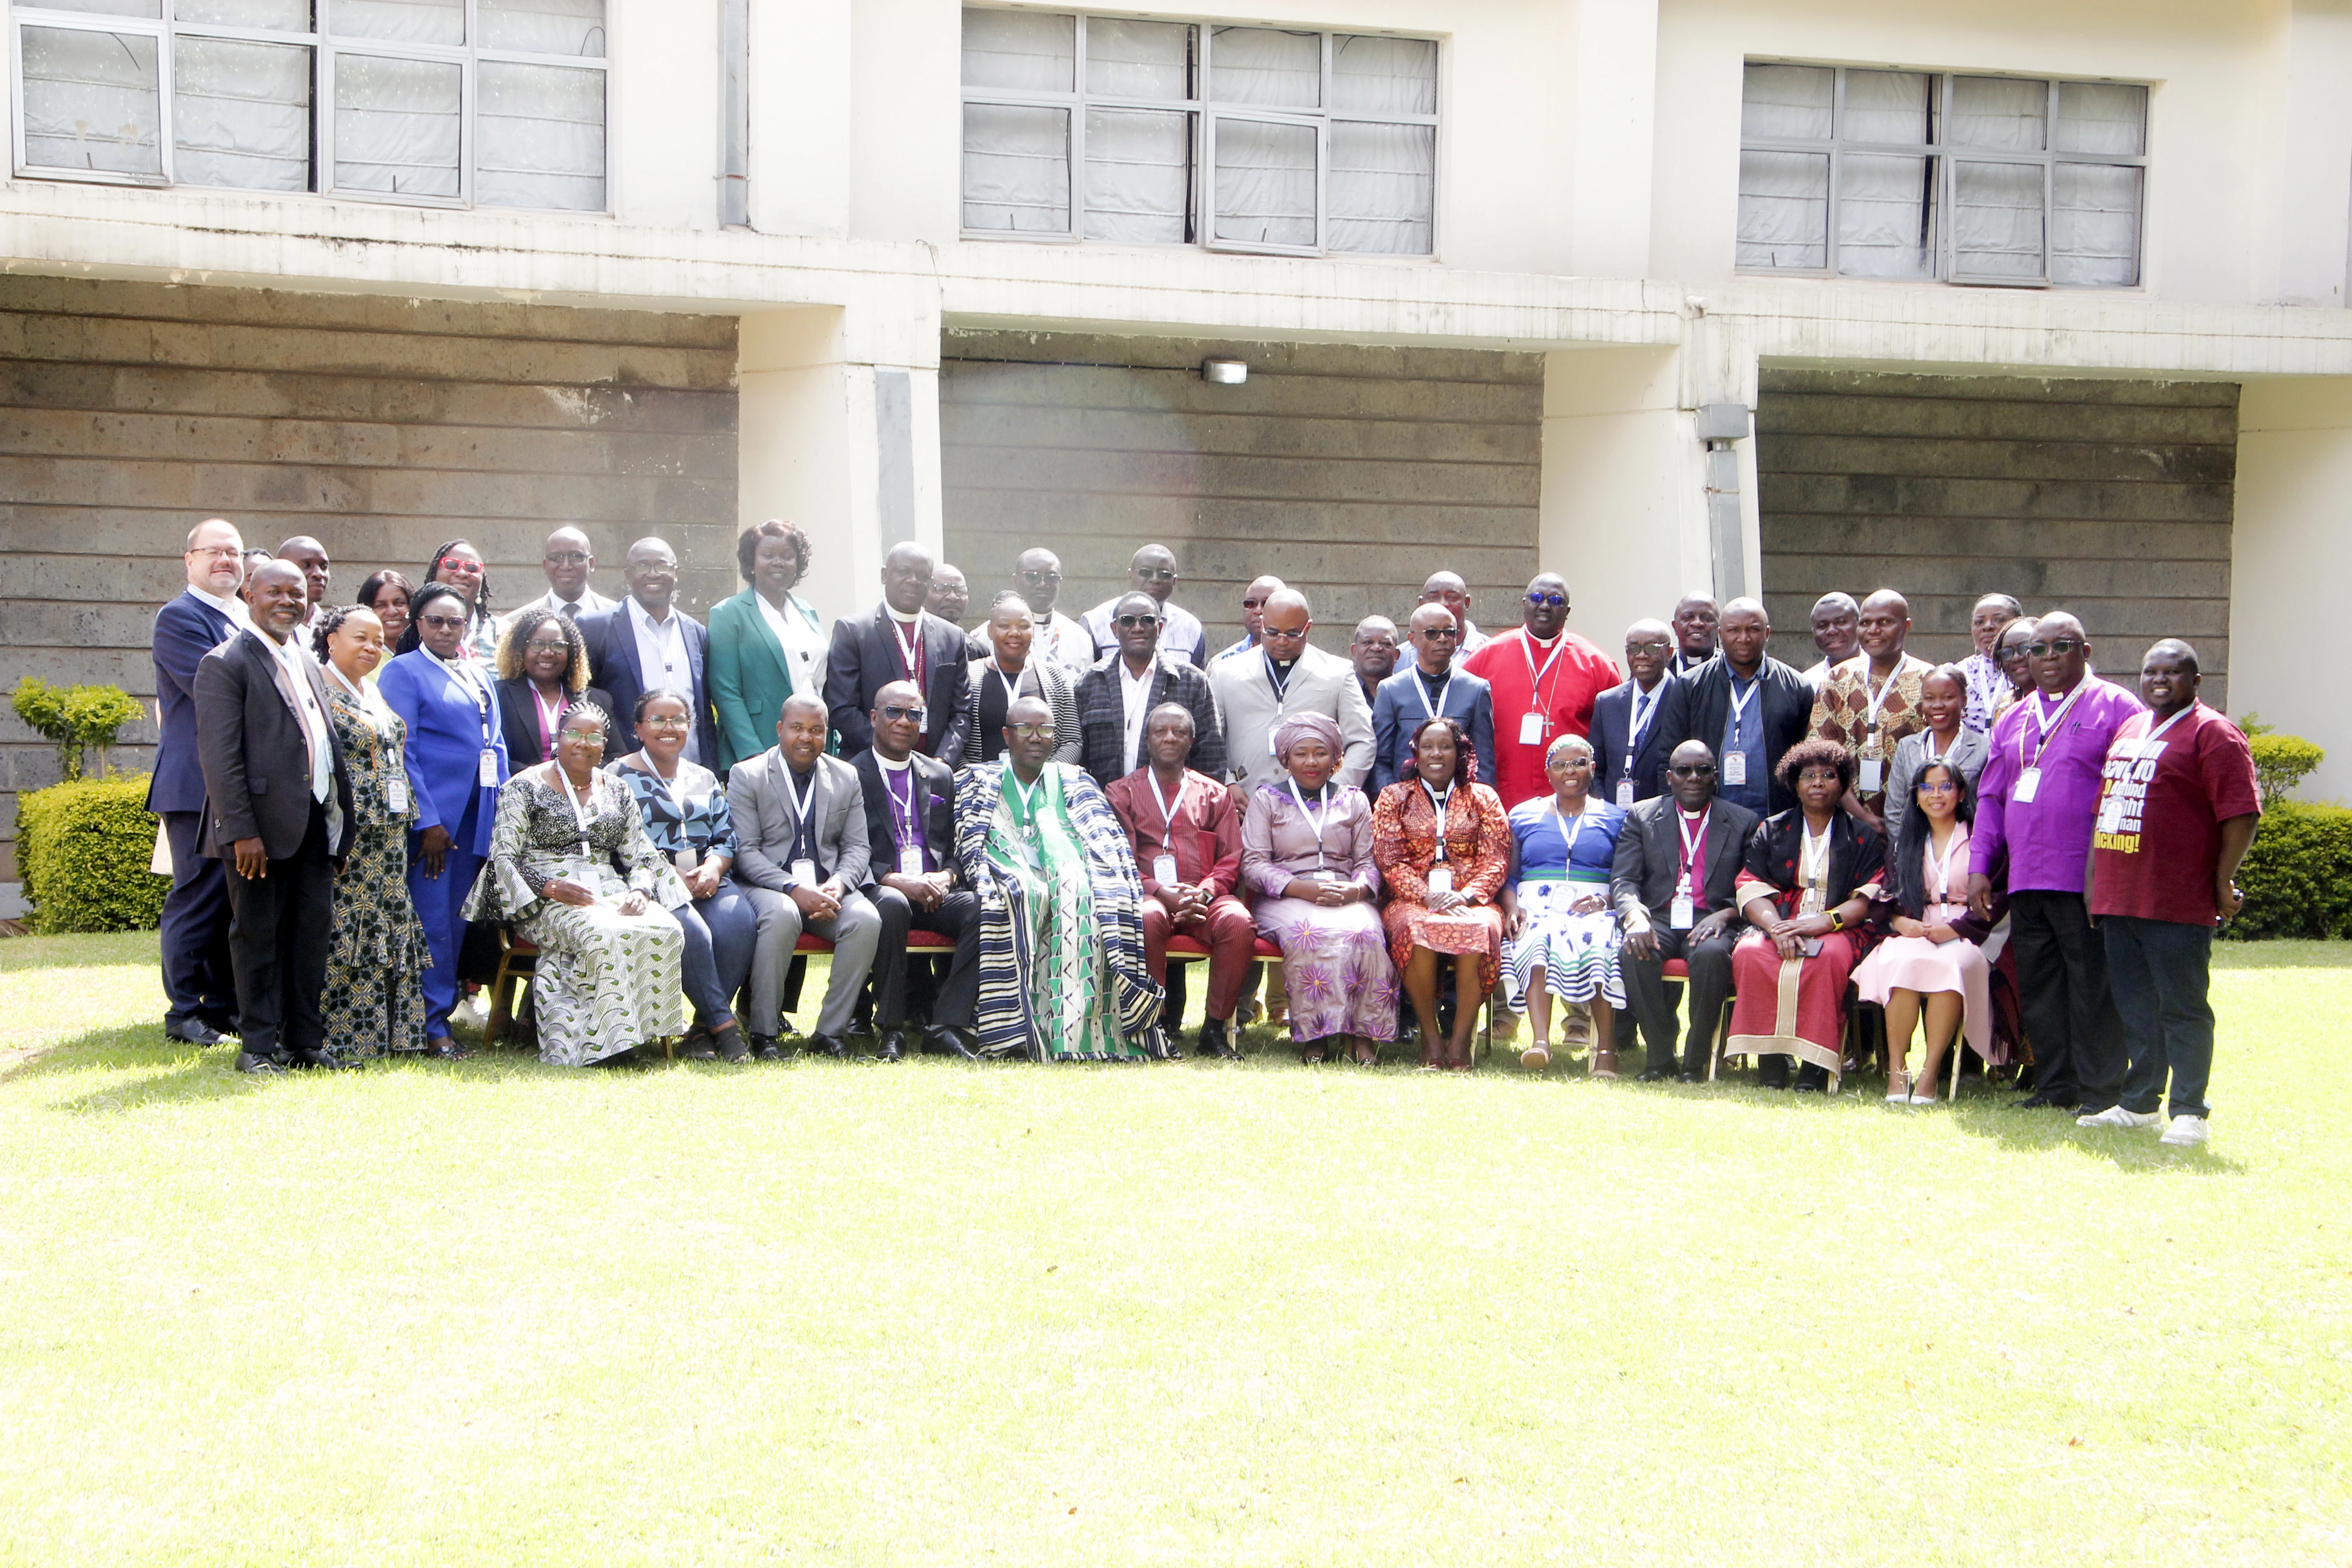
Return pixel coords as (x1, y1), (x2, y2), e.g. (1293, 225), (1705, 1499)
(147, 588), (240, 814)
(1608, 794), (1759, 926)
(378, 649), (511, 857)
(823, 603), (973, 763)
(1588, 676), (1682, 807)
(577, 600), (719, 769)
(1882, 725), (1990, 849)
(728, 747), (871, 893)
(193, 628), (355, 862)
(1210, 643), (1375, 793)
(1073, 653), (1226, 789)
(1369, 665), (1496, 794)
(707, 585), (823, 775)
(495, 676), (617, 770)
(851, 748), (957, 889)
(1673, 655), (1815, 814)
(501, 586), (618, 627)
(1103, 766), (1243, 901)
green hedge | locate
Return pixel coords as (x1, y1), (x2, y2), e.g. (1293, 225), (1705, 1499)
(17, 774), (168, 934)
(2228, 799), (2352, 941)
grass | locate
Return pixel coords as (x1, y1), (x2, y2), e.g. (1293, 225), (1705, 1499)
(1, 932), (2347, 1565)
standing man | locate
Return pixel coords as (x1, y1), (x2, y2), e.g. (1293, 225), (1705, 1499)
(1210, 588), (1375, 794)
(508, 525), (617, 623)
(926, 563), (971, 631)
(151, 517), (249, 1047)
(1675, 598), (1812, 820)
(1611, 740), (1757, 1083)
(276, 536), (331, 633)
(1959, 592), (2024, 734)
(1968, 611), (2146, 1113)
(194, 561), (356, 1074)
(1350, 615), (1400, 713)
(1802, 592), (1861, 689)
(1587, 619), (1680, 808)
(578, 537), (717, 765)
(1208, 575), (1286, 668)
(823, 541), (972, 763)
(1460, 573), (1621, 809)
(1666, 590), (1719, 677)
(1075, 591), (1224, 788)
(1419, 572), (1488, 658)
(852, 680), (980, 1061)
(1370, 603), (1495, 794)
(2077, 641), (2259, 1148)
(1808, 588), (1936, 828)
(1082, 544), (1207, 666)
(1008, 547), (1094, 670)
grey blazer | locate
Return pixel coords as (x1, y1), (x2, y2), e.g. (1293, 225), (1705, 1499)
(726, 747), (871, 893)
(1608, 794), (1759, 927)
(1209, 642), (1376, 793)
(1882, 725), (1989, 848)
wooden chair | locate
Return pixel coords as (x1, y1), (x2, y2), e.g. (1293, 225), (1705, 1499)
(1707, 966), (1850, 1093)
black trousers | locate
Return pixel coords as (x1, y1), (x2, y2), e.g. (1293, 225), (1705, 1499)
(2008, 889), (2125, 1109)
(1621, 924), (1735, 1075)
(158, 809), (237, 1030)
(2105, 915), (2216, 1120)
(221, 799), (334, 1060)
(869, 886), (981, 1030)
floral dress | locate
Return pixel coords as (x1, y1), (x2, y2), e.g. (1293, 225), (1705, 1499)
(1372, 778), (1513, 996)
(321, 678), (433, 1057)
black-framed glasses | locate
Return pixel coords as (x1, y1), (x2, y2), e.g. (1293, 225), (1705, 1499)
(1009, 723), (1055, 740)
(524, 637), (572, 652)
(418, 613), (470, 630)
(1116, 613), (1161, 629)
(1242, 596), (1272, 610)
(1666, 763), (1717, 778)
(1018, 568), (1063, 584)
(2025, 638), (2082, 657)
(1526, 592), (1567, 608)
(544, 552), (589, 567)
(639, 715), (691, 730)
(1422, 626), (1460, 640)
(1626, 640), (1671, 656)
(880, 704), (928, 723)
(1134, 568), (1177, 583)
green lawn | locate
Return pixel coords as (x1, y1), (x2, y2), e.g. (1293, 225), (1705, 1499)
(2, 932), (2346, 1565)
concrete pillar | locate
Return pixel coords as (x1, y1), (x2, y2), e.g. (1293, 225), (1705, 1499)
(2231, 377), (2352, 796)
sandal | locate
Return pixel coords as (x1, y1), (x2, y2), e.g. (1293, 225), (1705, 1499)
(1520, 1041), (1552, 1071)
(1886, 1070), (1916, 1105)
(1302, 1042), (1328, 1065)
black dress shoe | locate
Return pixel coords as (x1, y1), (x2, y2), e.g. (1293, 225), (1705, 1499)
(716, 1030), (751, 1064)
(234, 1051), (287, 1075)
(287, 1050), (361, 1072)
(1195, 1018), (1238, 1059)
(748, 1034), (784, 1062)
(167, 1017), (226, 1047)
(922, 1026), (980, 1060)
(418, 1039), (470, 1061)
(1676, 1070), (1701, 1084)
(876, 1031), (906, 1062)
(808, 1033), (851, 1059)
(2012, 1090), (2080, 1110)
(1636, 1064), (1671, 1083)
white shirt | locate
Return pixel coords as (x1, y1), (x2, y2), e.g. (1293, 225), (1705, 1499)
(1118, 655), (1158, 775)
(628, 595), (691, 695)
(1033, 610), (1094, 671)
(185, 582), (250, 629)
(755, 590), (824, 696)
(259, 628), (336, 807)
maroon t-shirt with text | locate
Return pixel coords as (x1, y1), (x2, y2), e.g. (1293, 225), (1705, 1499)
(2088, 702), (2259, 925)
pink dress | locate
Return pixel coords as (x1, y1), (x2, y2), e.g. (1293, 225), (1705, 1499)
(1852, 821), (1993, 1062)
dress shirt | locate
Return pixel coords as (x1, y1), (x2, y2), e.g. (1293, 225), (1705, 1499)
(1118, 656), (1157, 776)
(1084, 597), (1206, 665)
(755, 589), (826, 698)
(187, 582), (250, 629)
(1107, 766), (1241, 898)
(263, 630), (336, 806)
(1970, 676), (2147, 894)
(628, 595), (690, 696)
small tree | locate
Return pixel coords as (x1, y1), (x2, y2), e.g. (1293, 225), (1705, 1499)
(2248, 733), (2325, 810)
(10, 676), (144, 782)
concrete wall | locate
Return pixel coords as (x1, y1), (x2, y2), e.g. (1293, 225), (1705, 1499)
(2233, 377), (2352, 800)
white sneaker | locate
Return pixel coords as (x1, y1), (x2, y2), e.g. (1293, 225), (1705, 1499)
(2076, 1105), (2160, 1129)
(2159, 1114), (2210, 1147)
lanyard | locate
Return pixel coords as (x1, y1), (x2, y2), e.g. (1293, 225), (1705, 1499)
(1265, 651), (1295, 706)
(1799, 820), (1833, 903)
(992, 662), (1024, 715)
(1423, 781), (1454, 861)
(1519, 632), (1567, 718)
(1921, 726), (1952, 764)
(2126, 706), (2192, 758)
(1413, 668), (1454, 722)
(1005, 769), (1044, 839)
(890, 613), (925, 688)
(533, 687), (568, 755)
(1926, 822), (1968, 905)
(1676, 807), (1707, 894)
(1627, 679), (1663, 751)
(637, 756), (686, 818)
(1549, 800), (1588, 862)
(785, 765), (818, 843)
(424, 647), (493, 748)
(1288, 778), (1333, 873)
(1860, 660), (1904, 734)
(325, 664), (387, 772)
(1726, 675), (1759, 732)
(2022, 681), (2089, 772)
(559, 768), (597, 861)
(1148, 769), (1188, 835)
(883, 760), (918, 847)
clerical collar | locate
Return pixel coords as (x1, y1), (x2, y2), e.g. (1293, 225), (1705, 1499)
(877, 752), (912, 773)
(1528, 630), (1560, 650)
(1270, 656), (1298, 675)
(885, 604), (921, 626)
(1680, 802), (1707, 820)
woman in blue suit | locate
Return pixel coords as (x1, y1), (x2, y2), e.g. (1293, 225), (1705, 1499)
(379, 582), (511, 1051)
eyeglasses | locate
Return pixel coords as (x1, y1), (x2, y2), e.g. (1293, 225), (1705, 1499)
(1262, 625), (1308, 640)
(558, 728), (606, 743)
(1917, 780), (1960, 794)
(1626, 641), (1670, 655)
(879, 704), (928, 723)
(1116, 613), (1161, 629)
(1554, 756), (1594, 769)
(1018, 568), (1063, 584)
(418, 613), (470, 630)
(524, 637), (571, 652)
(1666, 763), (1718, 778)
(639, 715), (691, 730)
(1242, 596), (1272, 609)
(1422, 627), (1460, 641)
(1997, 645), (2032, 662)
(2025, 638), (2083, 657)
(544, 552), (589, 567)
(1009, 723), (1055, 740)
(1526, 592), (1567, 608)
(189, 544), (243, 560)
(1133, 568), (1177, 583)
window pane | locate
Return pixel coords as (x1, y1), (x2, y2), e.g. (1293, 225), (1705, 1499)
(1085, 18), (1188, 101)
(480, 0), (606, 57)
(961, 8), (1072, 92)
(1333, 35), (1434, 115)
(1842, 69), (1931, 145)
(1211, 115), (1314, 245)
(1209, 27), (1318, 109)
(1736, 150), (1826, 268)
(475, 59), (603, 209)
(1952, 160), (2046, 278)
(174, 35), (311, 191)
(178, 0), (309, 26)
(1085, 107), (1188, 243)
(1836, 153), (1933, 278)
(333, 52), (458, 197)
(962, 102), (1069, 231)
(21, 25), (162, 176)
(24, 0), (159, 16)
(2055, 82), (2146, 156)
(1950, 75), (2046, 150)
(1741, 63), (1830, 141)
(331, 0), (462, 45)
(2053, 162), (2140, 286)
(1328, 119), (1431, 254)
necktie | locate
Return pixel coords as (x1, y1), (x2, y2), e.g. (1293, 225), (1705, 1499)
(560, 601), (578, 620)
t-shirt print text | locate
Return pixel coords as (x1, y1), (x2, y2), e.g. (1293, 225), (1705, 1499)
(2093, 743), (2163, 853)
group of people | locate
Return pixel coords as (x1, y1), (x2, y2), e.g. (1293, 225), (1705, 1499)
(150, 520), (2260, 1147)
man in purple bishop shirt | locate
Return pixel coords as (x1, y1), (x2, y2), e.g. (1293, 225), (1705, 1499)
(1967, 611), (2147, 1112)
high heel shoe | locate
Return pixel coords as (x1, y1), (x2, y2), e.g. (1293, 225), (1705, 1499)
(1886, 1070), (1916, 1105)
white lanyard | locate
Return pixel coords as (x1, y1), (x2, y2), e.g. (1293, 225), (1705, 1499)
(1148, 769), (1188, 833)
(1413, 668), (1454, 721)
(1725, 675), (1759, 731)
(883, 760), (919, 846)
(1264, 649), (1296, 706)
(1549, 800), (1588, 860)
(533, 687), (568, 748)
(992, 662), (1024, 715)
(1520, 632), (1566, 690)
(1921, 727), (1952, 764)
(424, 648), (492, 740)
(1676, 808), (1707, 895)
(2128, 706), (2191, 759)
(639, 758), (686, 816)
(1423, 781), (1453, 859)
(891, 614), (923, 682)
(785, 765), (818, 837)
(1926, 823), (1968, 905)
(1860, 661), (1904, 734)
(2024, 682), (2088, 770)
(1627, 679), (1663, 750)
(559, 768), (597, 860)
(1287, 778), (1333, 873)
(1799, 820), (1833, 906)
(325, 662), (380, 713)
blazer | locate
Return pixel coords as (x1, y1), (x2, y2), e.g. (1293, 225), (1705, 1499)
(1211, 642), (1376, 793)
(1607, 794), (1759, 926)
(1587, 676), (1681, 807)
(963, 657), (1083, 767)
(1672, 655), (1815, 814)
(1073, 653), (1226, 789)
(500, 586), (618, 628)
(576, 600), (719, 769)
(378, 649), (510, 856)
(147, 588), (240, 815)
(193, 628), (355, 862)
(823, 603), (973, 763)
(494, 676), (617, 770)
(851, 748), (958, 888)
(1369, 665), (1497, 794)
(727, 747), (871, 894)
(707, 585), (823, 775)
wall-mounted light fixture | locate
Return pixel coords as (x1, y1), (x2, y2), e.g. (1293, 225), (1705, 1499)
(1202, 357), (1248, 385)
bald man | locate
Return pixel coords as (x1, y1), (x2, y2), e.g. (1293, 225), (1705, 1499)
(1208, 574), (1287, 669)
(1588, 619), (1682, 807)
(823, 540), (973, 762)
(1082, 544), (1206, 666)
(1808, 588), (1937, 823)
(1666, 590), (1719, 677)
(1208, 588), (1375, 792)
(509, 524), (617, 622)
(1369, 603), (1496, 793)
(1006, 547), (1094, 670)
(578, 535), (717, 766)
(276, 535), (330, 630)
(1419, 572), (1488, 657)
(1351, 615), (1399, 711)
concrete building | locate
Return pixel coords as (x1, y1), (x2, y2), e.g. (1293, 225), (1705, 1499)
(5, 0), (2352, 900)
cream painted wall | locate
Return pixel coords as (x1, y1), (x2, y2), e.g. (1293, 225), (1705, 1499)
(612, 0), (721, 231)
(753, 0), (857, 236)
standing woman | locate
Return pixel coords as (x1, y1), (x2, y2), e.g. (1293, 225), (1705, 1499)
(1372, 715), (1512, 1071)
(357, 570), (415, 662)
(608, 689), (755, 1062)
(965, 593), (1081, 765)
(493, 606), (614, 768)
(708, 520), (825, 774)
(1882, 664), (1987, 849)
(1499, 734), (1629, 1076)
(417, 539), (500, 662)
(379, 581), (511, 1051)
(312, 604), (435, 1058)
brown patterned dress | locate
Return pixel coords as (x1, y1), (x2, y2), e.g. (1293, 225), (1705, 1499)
(320, 678), (432, 1058)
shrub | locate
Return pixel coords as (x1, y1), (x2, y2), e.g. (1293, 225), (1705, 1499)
(2246, 732), (2325, 810)
(2228, 799), (2352, 941)
(10, 676), (144, 782)
(17, 774), (169, 934)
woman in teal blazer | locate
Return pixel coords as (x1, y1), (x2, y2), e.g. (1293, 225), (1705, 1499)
(708, 520), (826, 774)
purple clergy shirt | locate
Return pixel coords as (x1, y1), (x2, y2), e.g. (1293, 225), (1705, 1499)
(881, 760), (934, 873)
(1970, 676), (2147, 895)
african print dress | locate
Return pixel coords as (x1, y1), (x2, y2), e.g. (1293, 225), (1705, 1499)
(1371, 778), (1512, 996)
(1502, 796), (1627, 1012)
(320, 679), (432, 1057)
(462, 769), (691, 1066)
(1238, 781), (1397, 1044)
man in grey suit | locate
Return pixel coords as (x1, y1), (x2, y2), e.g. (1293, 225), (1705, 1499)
(1209, 588), (1375, 794)
(1370, 603), (1496, 794)
(728, 692), (882, 1058)
(1610, 739), (1758, 1083)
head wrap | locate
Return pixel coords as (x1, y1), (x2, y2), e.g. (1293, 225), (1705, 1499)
(1274, 712), (1344, 767)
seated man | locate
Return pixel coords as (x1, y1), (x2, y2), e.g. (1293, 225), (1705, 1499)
(1105, 702), (1254, 1060)
(852, 680), (981, 1061)
(727, 692), (882, 1058)
(953, 695), (1163, 1061)
(1609, 740), (1758, 1082)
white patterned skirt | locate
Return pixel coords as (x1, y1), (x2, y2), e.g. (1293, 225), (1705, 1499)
(1503, 877), (1624, 1012)
(519, 897), (686, 1067)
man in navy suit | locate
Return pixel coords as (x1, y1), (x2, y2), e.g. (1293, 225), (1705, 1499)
(149, 517), (248, 1046)
(578, 537), (718, 766)
(823, 540), (973, 763)
(1370, 603), (1496, 794)
(1588, 619), (1683, 809)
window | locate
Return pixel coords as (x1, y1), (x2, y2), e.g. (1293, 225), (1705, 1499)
(959, 7), (1437, 256)
(1738, 62), (2146, 287)
(11, 0), (608, 211)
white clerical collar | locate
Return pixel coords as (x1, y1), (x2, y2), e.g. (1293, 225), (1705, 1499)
(1529, 630), (1560, 651)
(877, 751), (913, 773)
(885, 604), (921, 627)
(1680, 803), (1706, 820)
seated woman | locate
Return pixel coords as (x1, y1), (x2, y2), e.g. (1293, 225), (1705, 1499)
(607, 689), (755, 1064)
(964, 592), (1081, 765)
(1499, 734), (1628, 1076)
(1240, 713), (1396, 1066)
(494, 606), (615, 769)
(1727, 739), (1887, 1092)
(461, 702), (691, 1067)
(1372, 715), (1511, 1072)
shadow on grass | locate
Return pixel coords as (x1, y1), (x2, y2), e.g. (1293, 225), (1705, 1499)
(1942, 1095), (2247, 1175)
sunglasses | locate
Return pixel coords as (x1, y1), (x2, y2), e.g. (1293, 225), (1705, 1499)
(1134, 568), (1177, 583)
(1116, 613), (1161, 629)
(1526, 592), (1567, 608)
(1667, 763), (1717, 778)
(544, 552), (590, 567)
(1422, 626), (1460, 640)
(1019, 569), (1063, 584)
(1242, 596), (1272, 609)
(1009, 723), (1056, 740)
(418, 614), (470, 630)
(2026, 638), (2083, 657)
(879, 704), (928, 723)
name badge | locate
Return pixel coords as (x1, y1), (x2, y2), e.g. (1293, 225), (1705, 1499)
(1427, 863), (1455, 896)
(1518, 712), (1546, 746)
(673, 848), (699, 873)
(1670, 894), (1695, 930)
(1615, 779), (1634, 808)
(1723, 752), (1747, 787)
(386, 776), (410, 813)
(2014, 767), (2041, 804)
(900, 846), (927, 878)
(1153, 853), (1179, 885)
(478, 748), (499, 787)
(1306, 867), (1338, 881)
(1859, 757), (1884, 794)
(2096, 801), (2125, 834)
(790, 857), (817, 887)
